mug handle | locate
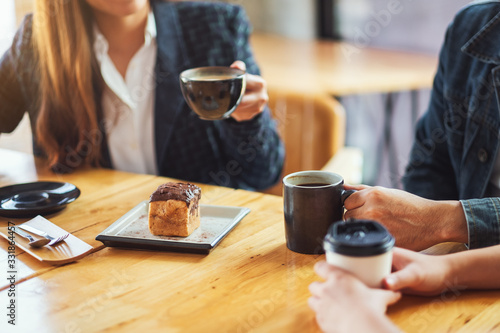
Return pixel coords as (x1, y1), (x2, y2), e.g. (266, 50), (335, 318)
(341, 189), (356, 205)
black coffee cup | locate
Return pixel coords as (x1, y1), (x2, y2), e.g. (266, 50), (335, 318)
(282, 171), (355, 254)
(179, 66), (246, 120)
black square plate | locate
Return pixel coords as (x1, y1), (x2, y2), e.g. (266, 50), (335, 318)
(96, 201), (250, 254)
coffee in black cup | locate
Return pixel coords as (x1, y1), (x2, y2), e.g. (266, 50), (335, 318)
(179, 66), (246, 120)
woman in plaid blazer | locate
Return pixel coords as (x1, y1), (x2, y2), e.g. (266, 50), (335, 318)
(0, 0), (284, 191)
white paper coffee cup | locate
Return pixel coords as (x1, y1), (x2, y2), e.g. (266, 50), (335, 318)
(323, 219), (395, 288)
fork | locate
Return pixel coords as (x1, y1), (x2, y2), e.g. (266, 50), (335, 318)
(12, 227), (50, 248)
(18, 225), (69, 246)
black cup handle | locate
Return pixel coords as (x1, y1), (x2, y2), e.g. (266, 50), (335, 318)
(341, 189), (357, 205)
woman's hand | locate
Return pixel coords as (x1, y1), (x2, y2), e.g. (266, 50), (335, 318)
(229, 60), (268, 122)
(383, 247), (455, 296)
(343, 184), (468, 251)
(309, 261), (401, 333)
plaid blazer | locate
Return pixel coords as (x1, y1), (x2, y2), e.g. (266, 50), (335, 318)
(0, 1), (284, 191)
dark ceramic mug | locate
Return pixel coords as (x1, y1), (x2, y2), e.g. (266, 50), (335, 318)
(179, 66), (246, 120)
(283, 171), (355, 254)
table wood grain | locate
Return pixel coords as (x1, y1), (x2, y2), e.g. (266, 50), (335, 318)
(1, 149), (499, 333)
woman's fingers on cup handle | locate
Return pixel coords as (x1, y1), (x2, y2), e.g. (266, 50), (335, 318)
(344, 184), (370, 191)
(230, 60), (246, 71)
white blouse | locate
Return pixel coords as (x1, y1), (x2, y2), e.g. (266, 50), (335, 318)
(93, 12), (158, 175)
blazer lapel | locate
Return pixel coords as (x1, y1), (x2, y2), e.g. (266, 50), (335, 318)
(152, 2), (191, 171)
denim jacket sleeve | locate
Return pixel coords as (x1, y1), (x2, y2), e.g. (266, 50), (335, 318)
(461, 198), (500, 249)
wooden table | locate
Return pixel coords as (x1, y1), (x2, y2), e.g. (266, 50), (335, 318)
(251, 33), (438, 96)
(1, 149), (499, 333)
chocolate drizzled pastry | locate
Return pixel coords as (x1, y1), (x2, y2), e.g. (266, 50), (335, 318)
(150, 182), (201, 207)
(148, 182), (202, 237)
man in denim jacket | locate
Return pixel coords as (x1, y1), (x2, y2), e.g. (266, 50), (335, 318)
(344, 1), (500, 251)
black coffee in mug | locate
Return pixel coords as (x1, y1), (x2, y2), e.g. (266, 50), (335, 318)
(282, 171), (355, 254)
(179, 67), (246, 120)
(297, 183), (331, 187)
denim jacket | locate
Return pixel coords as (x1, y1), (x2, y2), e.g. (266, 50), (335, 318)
(403, 1), (500, 249)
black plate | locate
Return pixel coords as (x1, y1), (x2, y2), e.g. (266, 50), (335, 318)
(0, 181), (80, 218)
(96, 201), (250, 254)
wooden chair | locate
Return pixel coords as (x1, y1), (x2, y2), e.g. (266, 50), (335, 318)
(264, 89), (362, 196)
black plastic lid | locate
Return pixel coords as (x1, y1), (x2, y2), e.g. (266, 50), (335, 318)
(324, 219), (395, 257)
